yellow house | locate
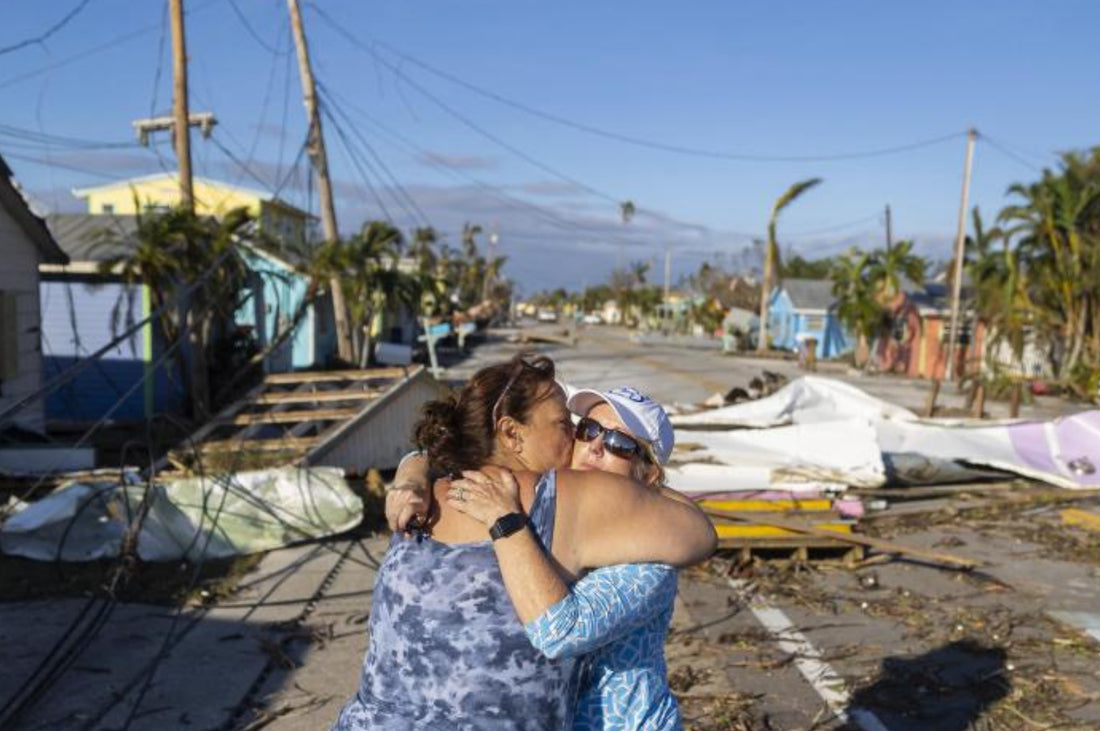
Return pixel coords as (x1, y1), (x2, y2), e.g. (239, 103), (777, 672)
(72, 173), (312, 244)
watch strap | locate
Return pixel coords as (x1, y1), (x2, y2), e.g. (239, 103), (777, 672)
(489, 512), (528, 541)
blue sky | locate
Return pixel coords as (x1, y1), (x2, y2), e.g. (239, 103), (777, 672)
(2, 1), (1098, 294)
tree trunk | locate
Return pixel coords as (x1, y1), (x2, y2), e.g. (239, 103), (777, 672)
(758, 247), (773, 352)
(186, 304), (210, 419)
(855, 333), (870, 369)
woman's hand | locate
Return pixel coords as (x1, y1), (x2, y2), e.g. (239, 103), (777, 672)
(447, 469), (523, 529)
(385, 482), (429, 534)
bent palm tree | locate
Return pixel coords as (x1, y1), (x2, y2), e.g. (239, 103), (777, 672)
(758, 178), (823, 351)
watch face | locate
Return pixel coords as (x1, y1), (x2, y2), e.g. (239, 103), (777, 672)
(491, 513), (527, 540)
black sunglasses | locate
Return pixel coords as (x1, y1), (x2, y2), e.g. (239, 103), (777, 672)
(574, 417), (649, 461)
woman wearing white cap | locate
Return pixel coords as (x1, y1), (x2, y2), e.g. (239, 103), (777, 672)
(391, 384), (688, 730)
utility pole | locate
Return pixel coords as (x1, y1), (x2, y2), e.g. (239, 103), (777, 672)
(287, 0), (353, 363)
(945, 128), (978, 382)
(664, 245), (671, 302)
(169, 0), (193, 210)
(884, 204), (893, 254)
(483, 225), (498, 302)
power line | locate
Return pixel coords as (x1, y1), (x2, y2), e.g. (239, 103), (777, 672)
(0, 123), (135, 150)
(306, 3), (968, 165)
(319, 105), (394, 222)
(306, 7), (625, 212)
(225, 0), (291, 56)
(786, 213), (882, 237)
(319, 83), (654, 244)
(0, 0), (219, 91)
(0, 0), (95, 56)
(318, 86), (431, 228)
(980, 133), (1046, 174)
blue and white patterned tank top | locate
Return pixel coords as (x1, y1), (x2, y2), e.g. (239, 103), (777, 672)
(332, 470), (579, 730)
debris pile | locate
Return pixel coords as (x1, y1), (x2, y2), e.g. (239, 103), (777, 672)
(669, 375), (1100, 563)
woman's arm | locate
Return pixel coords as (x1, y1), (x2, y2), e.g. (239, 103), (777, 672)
(557, 470), (717, 573)
(446, 470), (568, 623)
(525, 563), (677, 660)
(385, 452), (431, 534)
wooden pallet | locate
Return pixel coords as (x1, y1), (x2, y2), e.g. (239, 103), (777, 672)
(718, 535), (865, 566)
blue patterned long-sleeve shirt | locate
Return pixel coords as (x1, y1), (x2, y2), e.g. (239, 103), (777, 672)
(525, 563), (682, 730)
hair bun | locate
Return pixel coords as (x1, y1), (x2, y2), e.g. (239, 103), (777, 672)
(415, 396), (464, 474)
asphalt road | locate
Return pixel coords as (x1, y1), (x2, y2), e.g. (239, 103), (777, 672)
(3, 322), (1098, 730)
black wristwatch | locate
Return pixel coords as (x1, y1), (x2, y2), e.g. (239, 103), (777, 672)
(489, 512), (528, 541)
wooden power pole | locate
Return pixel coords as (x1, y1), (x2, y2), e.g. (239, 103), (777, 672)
(884, 204), (893, 254)
(169, 0), (194, 210)
(945, 128), (978, 381)
(287, 0), (354, 363)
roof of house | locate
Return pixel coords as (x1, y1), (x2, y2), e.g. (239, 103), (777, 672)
(71, 173), (310, 219)
(45, 213), (141, 262)
(44, 213), (301, 272)
(0, 156), (68, 265)
(779, 278), (835, 310)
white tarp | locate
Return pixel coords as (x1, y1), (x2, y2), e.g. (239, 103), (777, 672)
(670, 375), (917, 428)
(669, 376), (1100, 490)
(672, 418), (886, 488)
(0, 467), (362, 562)
(665, 462), (849, 495)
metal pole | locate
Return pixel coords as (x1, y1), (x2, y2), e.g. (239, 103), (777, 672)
(945, 129), (978, 381)
(169, 0), (193, 211)
(287, 0), (354, 363)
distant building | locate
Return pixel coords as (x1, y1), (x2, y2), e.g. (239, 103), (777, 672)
(0, 155), (69, 434)
(886, 283), (986, 380)
(72, 173), (312, 246)
(767, 278), (852, 359)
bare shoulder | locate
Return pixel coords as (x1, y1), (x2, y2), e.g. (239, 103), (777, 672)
(555, 469), (642, 509)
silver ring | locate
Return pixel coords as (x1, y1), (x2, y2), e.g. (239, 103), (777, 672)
(455, 487), (465, 501)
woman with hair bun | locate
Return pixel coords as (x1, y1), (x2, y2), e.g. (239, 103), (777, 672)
(332, 354), (715, 730)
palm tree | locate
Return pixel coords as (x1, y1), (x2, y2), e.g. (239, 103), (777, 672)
(96, 205), (252, 418)
(998, 152), (1100, 377)
(620, 200), (636, 224)
(869, 240), (925, 302)
(338, 221), (407, 364)
(830, 248), (883, 368)
(758, 178), (822, 352)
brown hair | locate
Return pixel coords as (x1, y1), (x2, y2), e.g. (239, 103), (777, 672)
(630, 441), (667, 489)
(414, 353), (558, 475)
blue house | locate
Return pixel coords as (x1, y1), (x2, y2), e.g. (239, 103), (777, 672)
(767, 278), (852, 359)
(234, 243), (336, 374)
(40, 214), (333, 423)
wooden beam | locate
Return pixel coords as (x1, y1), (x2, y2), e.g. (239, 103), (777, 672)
(704, 507), (980, 570)
(253, 388), (383, 405)
(263, 367), (409, 385)
(199, 436), (319, 453)
(225, 407), (362, 425)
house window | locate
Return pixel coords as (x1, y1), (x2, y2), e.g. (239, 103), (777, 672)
(803, 315), (825, 331)
(101, 203), (115, 214)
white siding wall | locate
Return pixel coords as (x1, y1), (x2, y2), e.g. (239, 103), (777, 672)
(0, 207), (46, 432)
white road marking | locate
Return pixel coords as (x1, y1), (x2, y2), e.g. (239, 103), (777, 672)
(729, 578), (890, 731)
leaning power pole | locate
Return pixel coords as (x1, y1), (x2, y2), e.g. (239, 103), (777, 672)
(169, 0), (194, 210)
(287, 0), (354, 363)
(945, 128), (978, 381)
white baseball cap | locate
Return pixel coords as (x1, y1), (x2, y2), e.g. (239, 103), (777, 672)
(567, 386), (675, 464)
